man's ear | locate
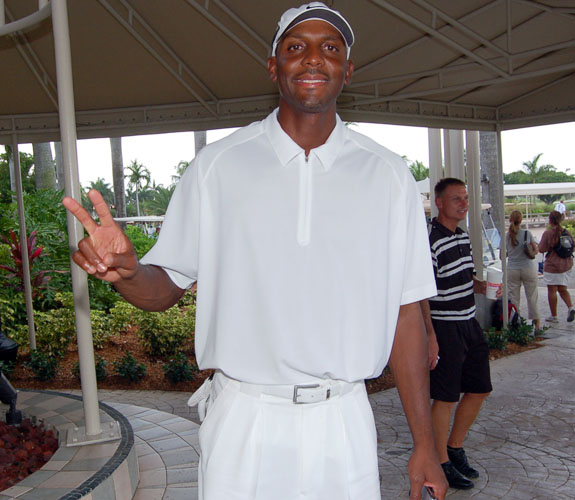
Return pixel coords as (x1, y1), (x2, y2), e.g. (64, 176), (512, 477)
(267, 57), (278, 83)
(435, 196), (442, 210)
(344, 60), (354, 86)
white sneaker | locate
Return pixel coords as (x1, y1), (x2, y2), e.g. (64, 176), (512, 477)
(546, 316), (559, 323)
(567, 309), (575, 322)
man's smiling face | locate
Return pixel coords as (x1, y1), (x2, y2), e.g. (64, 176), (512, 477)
(268, 20), (353, 115)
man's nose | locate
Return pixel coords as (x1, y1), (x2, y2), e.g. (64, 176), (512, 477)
(303, 46), (323, 66)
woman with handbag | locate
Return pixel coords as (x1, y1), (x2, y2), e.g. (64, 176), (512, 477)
(506, 210), (540, 330)
(538, 210), (575, 324)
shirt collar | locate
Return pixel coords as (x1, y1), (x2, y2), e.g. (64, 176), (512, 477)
(263, 108), (346, 171)
(431, 217), (463, 236)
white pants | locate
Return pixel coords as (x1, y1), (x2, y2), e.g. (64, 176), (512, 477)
(197, 372), (381, 500)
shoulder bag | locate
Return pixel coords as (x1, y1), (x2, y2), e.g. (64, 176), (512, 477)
(523, 231), (537, 259)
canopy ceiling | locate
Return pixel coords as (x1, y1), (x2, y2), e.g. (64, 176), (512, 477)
(1, 0), (574, 144)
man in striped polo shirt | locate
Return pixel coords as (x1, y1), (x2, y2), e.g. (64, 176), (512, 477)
(421, 178), (494, 491)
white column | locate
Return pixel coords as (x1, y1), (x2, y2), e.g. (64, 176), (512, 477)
(52, 0), (101, 436)
(443, 129), (451, 178)
(428, 128), (442, 219)
(496, 128), (508, 327)
(449, 130), (465, 181)
(466, 131), (483, 278)
(11, 137), (36, 349)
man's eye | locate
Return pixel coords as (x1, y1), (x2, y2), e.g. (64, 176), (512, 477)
(287, 43), (303, 51)
(325, 44), (339, 52)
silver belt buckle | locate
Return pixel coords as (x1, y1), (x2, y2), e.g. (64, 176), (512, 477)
(293, 383), (329, 404)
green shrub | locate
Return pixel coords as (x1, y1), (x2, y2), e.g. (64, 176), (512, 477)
(113, 351), (146, 382)
(109, 300), (139, 334)
(136, 306), (194, 358)
(10, 292), (112, 356)
(485, 327), (508, 351)
(25, 350), (59, 380)
(163, 352), (197, 384)
(505, 317), (535, 346)
(0, 360), (15, 376)
(73, 355), (108, 381)
(12, 305), (76, 358)
(90, 309), (112, 349)
(124, 225), (157, 259)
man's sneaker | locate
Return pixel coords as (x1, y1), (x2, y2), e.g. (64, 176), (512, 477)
(441, 461), (474, 490)
(448, 446), (479, 479)
(546, 316), (559, 323)
(567, 309), (575, 322)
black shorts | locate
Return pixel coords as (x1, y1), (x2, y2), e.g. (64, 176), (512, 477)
(430, 318), (492, 403)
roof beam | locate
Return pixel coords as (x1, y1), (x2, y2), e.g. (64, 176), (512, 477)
(368, 0), (511, 79)
(99, 0), (219, 118)
(412, 0), (511, 63)
(184, 0), (268, 68)
(4, 5), (58, 109)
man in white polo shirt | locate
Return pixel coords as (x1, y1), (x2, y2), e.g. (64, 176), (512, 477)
(63, 3), (446, 499)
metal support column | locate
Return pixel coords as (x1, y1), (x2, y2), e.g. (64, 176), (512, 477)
(11, 137), (36, 350)
(496, 128), (508, 327)
(466, 131), (483, 279)
(428, 128), (442, 219)
(51, 0), (102, 438)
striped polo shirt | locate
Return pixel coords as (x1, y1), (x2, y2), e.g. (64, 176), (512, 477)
(428, 218), (476, 321)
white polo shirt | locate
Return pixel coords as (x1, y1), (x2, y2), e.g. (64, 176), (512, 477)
(141, 109), (436, 384)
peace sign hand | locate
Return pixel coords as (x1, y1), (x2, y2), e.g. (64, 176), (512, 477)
(62, 190), (139, 283)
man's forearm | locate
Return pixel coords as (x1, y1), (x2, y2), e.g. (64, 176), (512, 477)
(389, 302), (435, 449)
(419, 299), (435, 337)
(114, 263), (186, 311)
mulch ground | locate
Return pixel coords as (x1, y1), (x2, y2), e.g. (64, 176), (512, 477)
(9, 330), (543, 395)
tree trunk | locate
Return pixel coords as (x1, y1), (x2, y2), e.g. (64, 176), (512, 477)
(6, 145), (16, 195)
(32, 142), (57, 190)
(194, 130), (207, 156)
(110, 137), (127, 220)
(480, 131), (503, 232)
(54, 141), (66, 191)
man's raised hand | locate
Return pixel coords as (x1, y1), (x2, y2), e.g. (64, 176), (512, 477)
(62, 189), (138, 283)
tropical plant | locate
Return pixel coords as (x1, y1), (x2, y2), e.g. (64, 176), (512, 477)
(85, 178), (114, 208)
(0, 230), (54, 299)
(0, 148), (36, 203)
(521, 153), (555, 184)
(408, 160), (429, 181)
(147, 185), (174, 215)
(171, 160), (191, 184)
(125, 160), (151, 216)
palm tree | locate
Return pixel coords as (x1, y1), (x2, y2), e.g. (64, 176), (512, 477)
(110, 137), (126, 219)
(522, 153), (555, 184)
(147, 185), (175, 215)
(125, 160), (151, 216)
(32, 143), (57, 190)
(408, 160), (429, 181)
(171, 160), (191, 184)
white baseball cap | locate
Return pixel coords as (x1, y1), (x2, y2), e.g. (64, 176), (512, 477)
(271, 2), (354, 58)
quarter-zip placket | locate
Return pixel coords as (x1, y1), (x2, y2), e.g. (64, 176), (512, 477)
(297, 153), (313, 246)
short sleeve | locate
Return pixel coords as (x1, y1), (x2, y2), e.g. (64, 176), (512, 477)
(399, 174), (437, 305)
(140, 160), (201, 289)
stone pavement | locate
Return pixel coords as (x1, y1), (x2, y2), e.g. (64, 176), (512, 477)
(61, 285), (575, 499)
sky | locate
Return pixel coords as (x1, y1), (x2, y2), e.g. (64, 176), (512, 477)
(19, 121), (575, 189)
